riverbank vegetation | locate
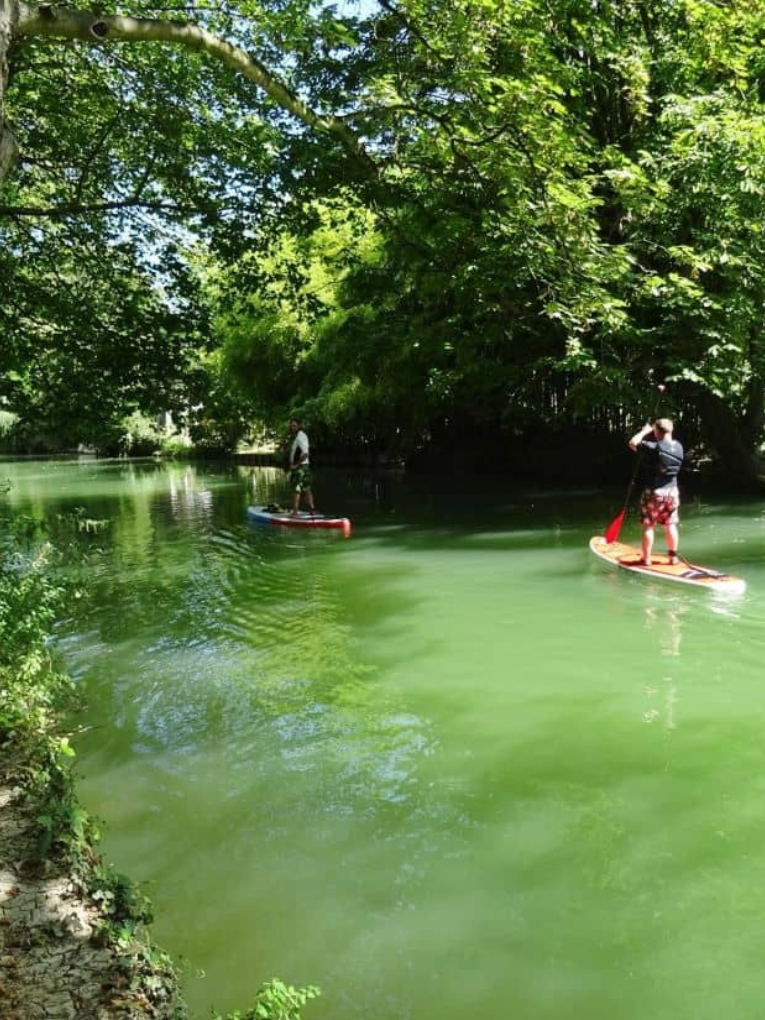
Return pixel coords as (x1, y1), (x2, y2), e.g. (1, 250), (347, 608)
(0, 507), (184, 1015)
(3, 2), (765, 485)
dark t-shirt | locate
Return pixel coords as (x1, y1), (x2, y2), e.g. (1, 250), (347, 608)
(640, 437), (684, 491)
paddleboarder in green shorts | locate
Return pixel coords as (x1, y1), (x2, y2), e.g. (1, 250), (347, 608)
(628, 417), (683, 566)
(287, 417), (316, 515)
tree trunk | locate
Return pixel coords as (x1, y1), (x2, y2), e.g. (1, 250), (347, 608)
(0, 0), (19, 180)
(697, 388), (765, 490)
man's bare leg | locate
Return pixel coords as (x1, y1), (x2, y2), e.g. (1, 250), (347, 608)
(665, 522), (679, 559)
(642, 525), (655, 566)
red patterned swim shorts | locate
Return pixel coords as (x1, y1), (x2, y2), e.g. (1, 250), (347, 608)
(640, 487), (680, 527)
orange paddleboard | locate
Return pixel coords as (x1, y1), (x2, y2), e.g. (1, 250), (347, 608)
(589, 535), (746, 594)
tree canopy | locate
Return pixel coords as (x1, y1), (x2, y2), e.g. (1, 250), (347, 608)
(3, 0), (765, 483)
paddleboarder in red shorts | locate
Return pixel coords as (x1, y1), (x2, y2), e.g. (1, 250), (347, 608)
(628, 418), (684, 566)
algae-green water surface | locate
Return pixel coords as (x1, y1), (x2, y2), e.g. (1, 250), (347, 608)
(4, 457), (765, 1020)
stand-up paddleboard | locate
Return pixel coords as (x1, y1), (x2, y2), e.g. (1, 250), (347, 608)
(589, 535), (745, 594)
(248, 505), (352, 538)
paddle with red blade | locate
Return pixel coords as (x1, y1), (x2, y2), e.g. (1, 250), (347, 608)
(604, 384), (666, 544)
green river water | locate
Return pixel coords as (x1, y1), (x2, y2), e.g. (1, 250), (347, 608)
(3, 457), (765, 1020)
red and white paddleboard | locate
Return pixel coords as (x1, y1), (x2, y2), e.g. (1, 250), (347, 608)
(589, 535), (745, 594)
(248, 505), (352, 538)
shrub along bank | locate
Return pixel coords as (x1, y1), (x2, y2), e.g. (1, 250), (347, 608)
(0, 512), (320, 1019)
(0, 522), (185, 1017)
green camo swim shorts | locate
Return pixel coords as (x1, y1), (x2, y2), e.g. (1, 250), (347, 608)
(289, 464), (312, 493)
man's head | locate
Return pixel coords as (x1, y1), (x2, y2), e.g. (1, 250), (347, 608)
(289, 417), (300, 433)
(653, 418), (673, 439)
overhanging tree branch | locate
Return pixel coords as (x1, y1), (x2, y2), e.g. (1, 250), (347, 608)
(1, 0), (377, 181)
(0, 196), (210, 216)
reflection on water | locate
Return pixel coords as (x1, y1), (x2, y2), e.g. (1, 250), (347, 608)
(3, 458), (765, 1020)
(641, 605), (682, 728)
(642, 675), (679, 730)
(643, 604), (684, 659)
(167, 465), (215, 522)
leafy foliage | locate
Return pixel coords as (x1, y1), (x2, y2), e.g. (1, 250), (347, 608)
(0, 524), (69, 746)
(211, 978), (321, 1020)
(193, 0), (765, 479)
(4, 0), (765, 479)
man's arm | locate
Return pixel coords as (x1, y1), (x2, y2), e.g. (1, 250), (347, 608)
(628, 424), (653, 451)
